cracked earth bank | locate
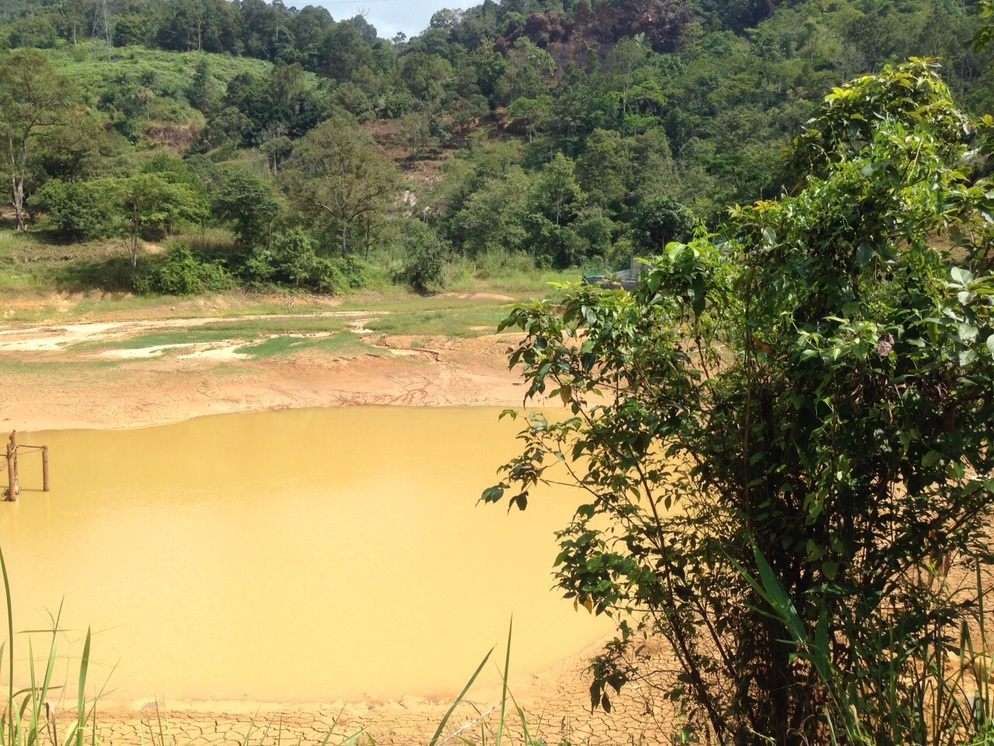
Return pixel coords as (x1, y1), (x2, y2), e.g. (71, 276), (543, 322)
(0, 312), (534, 431)
(0, 311), (677, 744)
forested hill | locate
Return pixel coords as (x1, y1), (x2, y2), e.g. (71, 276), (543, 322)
(0, 0), (989, 297)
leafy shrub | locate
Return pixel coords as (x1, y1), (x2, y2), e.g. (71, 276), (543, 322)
(630, 195), (694, 254)
(337, 255), (367, 290)
(8, 16), (57, 48)
(28, 179), (114, 239)
(486, 60), (994, 745)
(212, 168), (282, 248)
(239, 229), (366, 294)
(133, 244), (234, 295)
(394, 220), (448, 292)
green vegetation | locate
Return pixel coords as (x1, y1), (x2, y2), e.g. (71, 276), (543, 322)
(234, 333), (378, 360)
(364, 307), (506, 337)
(0, 545), (98, 746)
(0, 1), (992, 743)
(0, 0), (984, 299)
(486, 59), (994, 743)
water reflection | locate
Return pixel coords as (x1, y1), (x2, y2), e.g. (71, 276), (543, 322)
(0, 408), (608, 703)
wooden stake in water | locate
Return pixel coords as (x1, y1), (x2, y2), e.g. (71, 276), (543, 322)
(6, 432), (15, 502)
(42, 445), (49, 492)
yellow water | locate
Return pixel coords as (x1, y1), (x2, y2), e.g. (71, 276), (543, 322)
(0, 407), (609, 703)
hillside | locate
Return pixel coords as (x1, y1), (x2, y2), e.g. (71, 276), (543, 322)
(0, 0), (987, 302)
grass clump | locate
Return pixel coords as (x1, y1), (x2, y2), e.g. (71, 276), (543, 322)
(363, 306), (510, 338)
(0, 546), (99, 746)
(235, 333), (380, 360)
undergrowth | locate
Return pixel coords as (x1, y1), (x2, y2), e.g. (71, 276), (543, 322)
(0, 546), (98, 746)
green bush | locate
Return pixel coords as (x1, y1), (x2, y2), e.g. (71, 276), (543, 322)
(133, 244), (234, 295)
(487, 60), (994, 745)
(239, 229), (366, 294)
(28, 180), (114, 239)
(630, 195), (694, 254)
(394, 221), (448, 293)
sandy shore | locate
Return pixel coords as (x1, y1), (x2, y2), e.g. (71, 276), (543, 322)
(0, 310), (673, 744)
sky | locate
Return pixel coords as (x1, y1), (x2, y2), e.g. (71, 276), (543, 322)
(308, 0), (460, 41)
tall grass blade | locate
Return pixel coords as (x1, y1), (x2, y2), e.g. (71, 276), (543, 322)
(0, 545), (14, 746)
(27, 637), (38, 741)
(344, 730), (370, 746)
(494, 617), (512, 746)
(427, 647), (494, 746)
(74, 627), (92, 746)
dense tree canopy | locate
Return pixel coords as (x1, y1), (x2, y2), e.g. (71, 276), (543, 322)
(0, 0), (989, 296)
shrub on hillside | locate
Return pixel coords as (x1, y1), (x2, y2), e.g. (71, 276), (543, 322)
(133, 244), (234, 295)
(239, 229), (366, 294)
(394, 221), (448, 293)
(28, 179), (115, 239)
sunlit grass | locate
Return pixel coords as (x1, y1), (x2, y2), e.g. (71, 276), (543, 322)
(66, 316), (365, 358)
(236, 333), (381, 359)
(363, 305), (511, 337)
(0, 358), (119, 374)
(0, 546), (101, 746)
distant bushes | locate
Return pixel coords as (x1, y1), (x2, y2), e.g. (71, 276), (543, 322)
(239, 229), (366, 294)
(132, 231), (369, 297)
(29, 179), (115, 240)
(133, 244), (234, 295)
(394, 220), (448, 293)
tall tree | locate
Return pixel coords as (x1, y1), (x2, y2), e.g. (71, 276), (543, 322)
(113, 173), (208, 269)
(282, 115), (397, 258)
(213, 168), (283, 248)
(0, 50), (77, 230)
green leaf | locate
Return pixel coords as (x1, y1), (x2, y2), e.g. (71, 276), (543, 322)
(922, 450), (942, 467)
(958, 323), (979, 343)
(480, 485), (505, 503)
(951, 267), (974, 285)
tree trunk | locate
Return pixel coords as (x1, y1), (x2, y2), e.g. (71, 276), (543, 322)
(128, 236), (140, 269)
(10, 175), (24, 231)
(7, 138), (25, 231)
(341, 224), (348, 258)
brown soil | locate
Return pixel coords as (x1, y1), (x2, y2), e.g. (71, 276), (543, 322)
(0, 315), (531, 431)
(0, 303), (674, 745)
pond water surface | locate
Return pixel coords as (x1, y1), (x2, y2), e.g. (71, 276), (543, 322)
(0, 407), (608, 703)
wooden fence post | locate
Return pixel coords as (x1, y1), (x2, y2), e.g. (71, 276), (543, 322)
(6, 433), (15, 502)
(42, 446), (49, 492)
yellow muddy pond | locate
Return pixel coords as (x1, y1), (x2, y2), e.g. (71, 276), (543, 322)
(0, 407), (609, 704)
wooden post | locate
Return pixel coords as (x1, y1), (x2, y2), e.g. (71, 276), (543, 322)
(5, 437), (14, 502)
(9, 431), (16, 498)
(42, 446), (49, 492)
